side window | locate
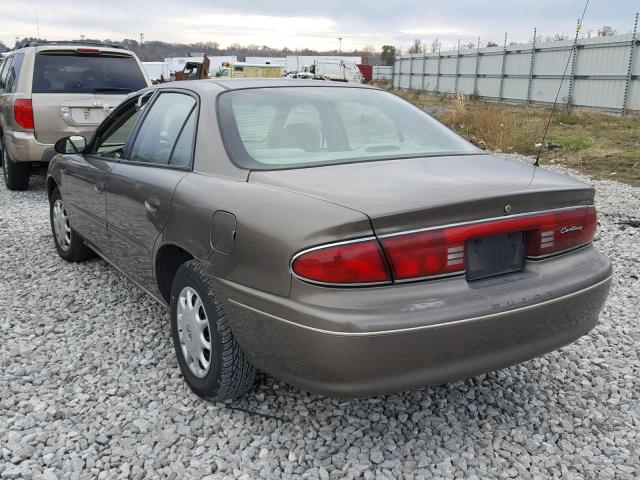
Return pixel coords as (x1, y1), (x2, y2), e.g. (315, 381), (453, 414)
(5, 54), (25, 93)
(0, 56), (14, 93)
(94, 93), (152, 158)
(128, 92), (196, 166)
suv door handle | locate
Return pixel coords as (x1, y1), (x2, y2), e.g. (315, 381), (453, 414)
(144, 196), (160, 212)
(93, 183), (104, 194)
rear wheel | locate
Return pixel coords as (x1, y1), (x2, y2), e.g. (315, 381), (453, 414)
(49, 187), (94, 262)
(1, 136), (30, 191)
(170, 259), (256, 401)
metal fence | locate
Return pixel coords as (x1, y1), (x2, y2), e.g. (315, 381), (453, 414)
(393, 17), (640, 114)
(372, 65), (393, 80)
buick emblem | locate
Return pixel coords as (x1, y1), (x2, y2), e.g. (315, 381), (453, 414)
(504, 204), (512, 214)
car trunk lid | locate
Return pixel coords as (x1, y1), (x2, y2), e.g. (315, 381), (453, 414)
(249, 154), (594, 236)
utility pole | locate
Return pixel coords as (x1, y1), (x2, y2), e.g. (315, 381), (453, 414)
(140, 32), (144, 60)
(80, 34), (85, 41)
(338, 37), (342, 54)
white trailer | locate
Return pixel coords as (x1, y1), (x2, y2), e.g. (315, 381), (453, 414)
(285, 55), (361, 72)
(142, 62), (170, 81)
(245, 57), (287, 67)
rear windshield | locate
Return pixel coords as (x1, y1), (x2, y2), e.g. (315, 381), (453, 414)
(218, 87), (481, 170)
(32, 53), (147, 94)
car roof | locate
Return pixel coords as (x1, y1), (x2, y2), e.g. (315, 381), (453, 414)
(148, 78), (378, 95)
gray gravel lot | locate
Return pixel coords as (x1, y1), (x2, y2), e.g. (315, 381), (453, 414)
(0, 156), (638, 479)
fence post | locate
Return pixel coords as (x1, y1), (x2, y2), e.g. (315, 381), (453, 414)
(421, 51), (427, 91)
(622, 12), (639, 115)
(409, 54), (415, 90)
(527, 28), (537, 104)
(473, 37), (480, 96)
(454, 39), (461, 93)
(567, 19), (581, 109)
(391, 57), (396, 89)
(435, 44), (442, 94)
(498, 32), (508, 101)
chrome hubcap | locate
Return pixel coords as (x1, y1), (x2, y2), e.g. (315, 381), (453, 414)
(177, 287), (211, 378)
(52, 199), (71, 251)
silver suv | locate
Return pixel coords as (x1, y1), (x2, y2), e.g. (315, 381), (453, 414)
(0, 41), (150, 190)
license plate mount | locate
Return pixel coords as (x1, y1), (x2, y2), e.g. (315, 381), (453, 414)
(465, 232), (525, 281)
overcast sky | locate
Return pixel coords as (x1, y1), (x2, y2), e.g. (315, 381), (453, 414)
(2, 0), (637, 52)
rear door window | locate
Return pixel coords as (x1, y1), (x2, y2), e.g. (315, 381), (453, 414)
(0, 56), (14, 93)
(5, 53), (24, 93)
(32, 53), (147, 94)
(128, 92), (196, 166)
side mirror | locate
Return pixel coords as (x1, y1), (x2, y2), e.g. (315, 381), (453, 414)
(54, 135), (87, 154)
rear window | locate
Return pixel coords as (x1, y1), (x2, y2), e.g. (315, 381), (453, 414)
(32, 53), (147, 94)
(218, 87), (480, 170)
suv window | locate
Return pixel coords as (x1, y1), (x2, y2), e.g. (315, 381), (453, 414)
(129, 92), (196, 166)
(5, 54), (25, 93)
(0, 56), (14, 93)
(32, 53), (147, 94)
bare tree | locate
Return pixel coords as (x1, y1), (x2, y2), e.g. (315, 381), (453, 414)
(408, 39), (423, 54)
(486, 41), (499, 47)
(430, 38), (441, 53)
(597, 25), (617, 37)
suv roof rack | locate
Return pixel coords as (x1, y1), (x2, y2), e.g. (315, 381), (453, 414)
(19, 40), (130, 51)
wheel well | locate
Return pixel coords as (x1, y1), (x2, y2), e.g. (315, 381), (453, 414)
(47, 177), (58, 199)
(156, 245), (194, 303)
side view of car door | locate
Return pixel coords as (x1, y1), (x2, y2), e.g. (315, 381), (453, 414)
(60, 94), (147, 256)
(104, 89), (198, 290)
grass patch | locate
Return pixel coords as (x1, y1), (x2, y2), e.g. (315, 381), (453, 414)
(395, 89), (640, 187)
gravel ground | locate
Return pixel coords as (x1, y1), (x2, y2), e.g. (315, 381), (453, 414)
(0, 156), (638, 480)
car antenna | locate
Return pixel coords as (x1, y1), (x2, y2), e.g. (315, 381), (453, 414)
(534, 0), (591, 167)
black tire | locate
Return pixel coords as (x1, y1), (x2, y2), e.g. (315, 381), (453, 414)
(49, 187), (95, 262)
(170, 260), (256, 401)
(1, 136), (30, 191)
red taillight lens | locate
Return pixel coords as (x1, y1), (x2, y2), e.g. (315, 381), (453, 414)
(381, 206), (597, 281)
(14, 99), (34, 129)
(76, 48), (100, 54)
(293, 207), (596, 286)
(292, 239), (391, 285)
(380, 230), (465, 280)
(526, 207), (597, 258)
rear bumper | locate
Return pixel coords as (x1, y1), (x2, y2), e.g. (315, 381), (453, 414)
(5, 130), (53, 163)
(216, 247), (612, 396)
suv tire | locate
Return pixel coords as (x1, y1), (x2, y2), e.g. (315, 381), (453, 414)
(1, 137), (30, 191)
(170, 260), (256, 401)
(49, 187), (95, 262)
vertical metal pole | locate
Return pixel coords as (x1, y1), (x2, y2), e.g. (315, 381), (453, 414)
(622, 13), (639, 115)
(473, 37), (480, 96)
(421, 51), (427, 92)
(454, 39), (461, 93)
(391, 57), (396, 89)
(435, 44), (442, 93)
(527, 28), (537, 104)
(409, 53), (415, 90)
(498, 32), (508, 101)
(567, 19), (581, 109)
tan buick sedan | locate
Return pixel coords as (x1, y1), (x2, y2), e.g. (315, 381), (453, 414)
(47, 79), (611, 401)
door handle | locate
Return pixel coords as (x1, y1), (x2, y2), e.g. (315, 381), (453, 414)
(93, 183), (104, 194)
(144, 196), (160, 212)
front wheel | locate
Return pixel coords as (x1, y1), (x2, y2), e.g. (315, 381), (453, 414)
(170, 260), (256, 401)
(49, 187), (95, 262)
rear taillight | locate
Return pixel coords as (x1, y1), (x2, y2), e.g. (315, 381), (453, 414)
(291, 238), (391, 285)
(292, 206), (596, 286)
(380, 206), (597, 281)
(14, 99), (34, 129)
(526, 207), (597, 258)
